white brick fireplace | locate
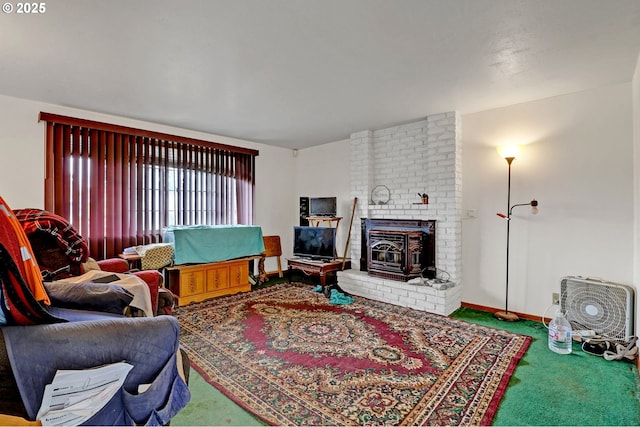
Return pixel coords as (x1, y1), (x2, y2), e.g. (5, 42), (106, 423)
(337, 112), (462, 315)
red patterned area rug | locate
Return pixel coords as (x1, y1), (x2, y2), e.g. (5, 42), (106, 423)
(175, 282), (531, 426)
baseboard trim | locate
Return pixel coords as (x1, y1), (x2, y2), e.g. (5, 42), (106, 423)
(460, 302), (551, 323)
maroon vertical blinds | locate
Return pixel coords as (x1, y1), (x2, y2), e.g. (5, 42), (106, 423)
(40, 112), (258, 260)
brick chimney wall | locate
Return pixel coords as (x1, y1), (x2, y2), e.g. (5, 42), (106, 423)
(338, 112), (462, 315)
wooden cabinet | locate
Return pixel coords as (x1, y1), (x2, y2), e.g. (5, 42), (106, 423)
(167, 258), (251, 306)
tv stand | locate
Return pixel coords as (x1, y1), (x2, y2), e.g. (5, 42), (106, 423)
(287, 257), (351, 289)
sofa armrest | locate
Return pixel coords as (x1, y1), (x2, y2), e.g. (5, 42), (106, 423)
(131, 270), (162, 315)
(96, 258), (130, 273)
(2, 316), (190, 423)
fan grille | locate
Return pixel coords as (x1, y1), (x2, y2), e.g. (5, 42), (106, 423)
(561, 277), (634, 341)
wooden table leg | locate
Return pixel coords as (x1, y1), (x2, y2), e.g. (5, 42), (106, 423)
(257, 256), (268, 284)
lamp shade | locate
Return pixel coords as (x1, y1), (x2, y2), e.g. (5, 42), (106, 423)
(497, 145), (521, 160)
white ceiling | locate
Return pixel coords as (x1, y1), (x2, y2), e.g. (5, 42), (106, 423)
(1, 0), (639, 149)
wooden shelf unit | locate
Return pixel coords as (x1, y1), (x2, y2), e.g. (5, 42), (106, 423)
(167, 257), (256, 306)
(306, 216), (342, 228)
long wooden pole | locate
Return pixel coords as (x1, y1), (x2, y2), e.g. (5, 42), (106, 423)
(342, 197), (358, 270)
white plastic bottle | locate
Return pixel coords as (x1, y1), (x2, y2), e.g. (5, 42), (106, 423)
(548, 310), (572, 354)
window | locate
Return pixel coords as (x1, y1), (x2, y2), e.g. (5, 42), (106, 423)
(40, 112), (258, 260)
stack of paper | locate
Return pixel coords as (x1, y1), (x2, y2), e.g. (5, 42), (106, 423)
(37, 362), (133, 426)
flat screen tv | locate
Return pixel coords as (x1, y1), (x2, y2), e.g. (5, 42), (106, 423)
(293, 226), (336, 261)
(309, 197), (337, 217)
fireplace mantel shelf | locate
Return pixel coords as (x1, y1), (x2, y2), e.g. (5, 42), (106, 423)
(367, 204), (430, 208)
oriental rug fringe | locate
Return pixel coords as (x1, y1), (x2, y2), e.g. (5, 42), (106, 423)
(175, 282), (531, 426)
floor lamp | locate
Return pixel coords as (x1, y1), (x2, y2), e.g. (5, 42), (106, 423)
(495, 146), (538, 322)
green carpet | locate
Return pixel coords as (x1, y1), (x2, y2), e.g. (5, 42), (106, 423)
(172, 280), (639, 426)
(451, 308), (639, 426)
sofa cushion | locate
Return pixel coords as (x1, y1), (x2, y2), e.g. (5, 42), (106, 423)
(50, 271), (154, 317)
(44, 282), (134, 315)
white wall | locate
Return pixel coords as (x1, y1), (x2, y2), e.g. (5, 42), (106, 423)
(462, 83), (635, 318)
(0, 95), (47, 208)
(0, 94), (298, 273)
(293, 140), (351, 259)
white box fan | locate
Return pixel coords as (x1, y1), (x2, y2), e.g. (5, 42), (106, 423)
(560, 276), (635, 341)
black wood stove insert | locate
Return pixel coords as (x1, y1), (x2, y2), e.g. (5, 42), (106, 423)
(360, 218), (436, 281)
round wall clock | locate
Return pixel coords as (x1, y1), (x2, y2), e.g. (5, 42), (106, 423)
(370, 185), (390, 205)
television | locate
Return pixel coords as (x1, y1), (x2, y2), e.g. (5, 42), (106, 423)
(309, 197), (337, 217)
(293, 226), (336, 261)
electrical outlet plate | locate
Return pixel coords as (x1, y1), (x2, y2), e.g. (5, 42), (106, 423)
(552, 292), (560, 305)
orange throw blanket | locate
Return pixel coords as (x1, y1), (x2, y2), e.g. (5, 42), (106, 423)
(0, 197), (49, 305)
